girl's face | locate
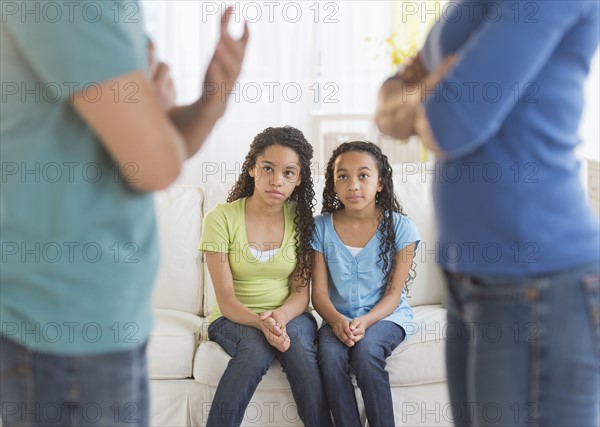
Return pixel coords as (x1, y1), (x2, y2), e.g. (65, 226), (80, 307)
(249, 144), (302, 205)
(333, 151), (382, 211)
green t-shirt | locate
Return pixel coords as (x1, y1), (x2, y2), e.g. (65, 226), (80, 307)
(0, 1), (158, 354)
(199, 198), (298, 323)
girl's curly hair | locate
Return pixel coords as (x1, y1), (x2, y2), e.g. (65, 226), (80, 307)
(322, 140), (417, 292)
(227, 126), (315, 288)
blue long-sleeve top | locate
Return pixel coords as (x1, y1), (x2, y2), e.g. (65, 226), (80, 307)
(421, 1), (599, 275)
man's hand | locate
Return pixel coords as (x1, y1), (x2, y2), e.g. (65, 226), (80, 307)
(199, 6), (250, 120)
(147, 39), (176, 113)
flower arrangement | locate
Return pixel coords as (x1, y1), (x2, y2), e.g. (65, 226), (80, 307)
(385, 31), (419, 67)
(367, 31), (419, 69)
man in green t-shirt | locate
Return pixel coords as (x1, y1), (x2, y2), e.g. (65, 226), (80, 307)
(0, 2), (248, 425)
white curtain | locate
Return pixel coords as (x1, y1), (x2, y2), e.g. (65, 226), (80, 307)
(141, 1), (394, 184)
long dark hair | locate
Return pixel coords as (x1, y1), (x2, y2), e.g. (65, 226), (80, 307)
(322, 140), (416, 291)
(228, 126), (315, 288)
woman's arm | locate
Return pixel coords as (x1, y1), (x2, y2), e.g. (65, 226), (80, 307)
(375, 54), (428, 140)
(375, 54), (454, 147)
(311, 251), (355, 347)
(350, 243), (416, 336)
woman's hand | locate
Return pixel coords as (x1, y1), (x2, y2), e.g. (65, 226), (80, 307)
(376, 52), (456, 145)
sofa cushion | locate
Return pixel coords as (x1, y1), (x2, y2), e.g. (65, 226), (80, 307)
(393, 165), (445, 307)
(148, 308), (203, 379)
(153, 186), (204, 315)
(193, 340), (291, 389)
(388, 305), (447, 386)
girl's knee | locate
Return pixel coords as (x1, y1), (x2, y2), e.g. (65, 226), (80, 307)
(317, 324), (337, 346)
(235, 335), (275, 363)
(317, 342), (349, 371)
(287, 314), (317, 343)
(350, 342), (386, 368)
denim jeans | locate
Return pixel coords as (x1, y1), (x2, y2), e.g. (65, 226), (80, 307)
(206, 312), (333, 427)
(317, 320), (406, 427)
(0, 337), (149, 427)
(445, 261), (600, 427)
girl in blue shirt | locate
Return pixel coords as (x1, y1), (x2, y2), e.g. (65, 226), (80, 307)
(311, 141), (420, 427)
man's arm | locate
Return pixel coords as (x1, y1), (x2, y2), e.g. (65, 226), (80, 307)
(72, 7), (249, 191)
(169, 8), (249, 158)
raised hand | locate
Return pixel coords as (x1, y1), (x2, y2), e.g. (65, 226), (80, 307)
(200, 6), (250, 120)
(147, 39), (176, 113)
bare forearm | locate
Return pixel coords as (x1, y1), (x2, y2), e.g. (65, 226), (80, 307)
(375, 79), (420, 140)
(312, 291), (347, 325)
(376, 54), (427, 140)
(277, 288), (309, 325)
(218, 295), (263, 329)
(361, 291), (403, 329)
(164, 6), (249, 160)
(169, 101), (222, 159)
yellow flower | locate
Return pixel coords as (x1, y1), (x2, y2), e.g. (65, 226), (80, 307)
(386, 31), (418, 66)
(367, 32), (419, 68)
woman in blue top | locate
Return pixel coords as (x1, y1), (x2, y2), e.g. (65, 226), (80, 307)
(376, 2), (599, 426)
(311, 141), (420, 427)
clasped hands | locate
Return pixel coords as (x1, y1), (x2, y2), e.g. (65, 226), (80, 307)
(332, 316), (367, 347)
(260, 312), (368, 350)
(259, 309), (291, 352)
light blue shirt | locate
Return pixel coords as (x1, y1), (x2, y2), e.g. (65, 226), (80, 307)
(311, 213), (420, 336)
(1, 1), (158, 355)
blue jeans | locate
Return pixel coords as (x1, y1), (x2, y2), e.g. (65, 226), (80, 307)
(317, 320), (406, 427)
(445, 261), (600, 426)
(0, 337), (149, 427)
(206, 312), (333, 427)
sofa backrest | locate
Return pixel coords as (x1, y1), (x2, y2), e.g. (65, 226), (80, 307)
(392, 168), (444, 306)
(152, 164), (444, 317)
(153, 185), (205, 316)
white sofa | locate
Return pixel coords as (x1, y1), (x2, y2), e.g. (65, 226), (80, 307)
(148, 166), (451, 426)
